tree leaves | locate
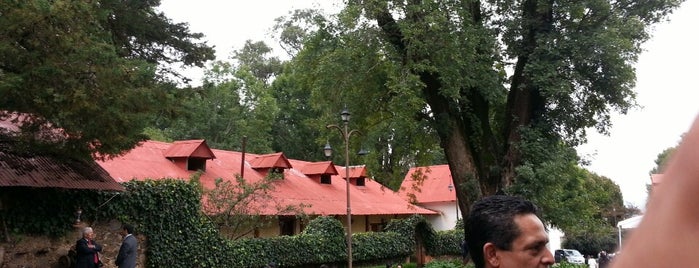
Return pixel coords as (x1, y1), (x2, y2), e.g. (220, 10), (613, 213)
(0, 0), (213, 159)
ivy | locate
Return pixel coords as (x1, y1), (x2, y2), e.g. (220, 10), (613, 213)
(1, 180), (463, 267)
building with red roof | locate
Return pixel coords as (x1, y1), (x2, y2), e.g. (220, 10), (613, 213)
(399, 165), (460, 231)
(97, 139), (436, 237)
(399, 164), (565, 251)
(650, 173), (663, 187)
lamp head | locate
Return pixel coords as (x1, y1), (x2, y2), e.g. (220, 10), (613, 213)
(341, 107), (350, 123)
(324, 141), (333, 158)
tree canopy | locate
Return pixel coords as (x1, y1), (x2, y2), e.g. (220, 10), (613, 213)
(272, 0), (683, 220)
(0, 0), (214, 158)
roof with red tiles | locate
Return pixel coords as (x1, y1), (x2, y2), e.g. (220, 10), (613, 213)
(97, 140), (436, 216)
(399, 164), (456, 204)
(249, 152), (292, 169)
(163, 139), (215, 159)
(339, 165), (367, 179)
(300, 161), (338, 176)
(650, 174), (664, 186)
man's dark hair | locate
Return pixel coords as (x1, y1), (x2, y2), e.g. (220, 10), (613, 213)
(466, 195), (541, 268)
(122, 223), (135, 234)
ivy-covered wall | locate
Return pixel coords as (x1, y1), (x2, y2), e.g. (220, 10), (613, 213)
(0, 179), (463, 267)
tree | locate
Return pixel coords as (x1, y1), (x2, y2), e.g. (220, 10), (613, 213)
(203, 174), (308, 240)
(650, 146), (677, 174)
(0, 0), (214, 158)
(646, 144), (678, 201)
(273, 0), (683, 220)
(154, 41), (280, 153)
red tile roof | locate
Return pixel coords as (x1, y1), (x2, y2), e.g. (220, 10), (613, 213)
(249, 152), (292, 169)
(97, 140), (436, 216)
(399, 165), (456, 204)
(163, 139), (215, 159)
(651, 173), (664, 186)
(300, 161), (338, 176)
(340, 166), (367, 179)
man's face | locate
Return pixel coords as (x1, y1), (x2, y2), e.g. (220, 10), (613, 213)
(486, 214), (554, 268)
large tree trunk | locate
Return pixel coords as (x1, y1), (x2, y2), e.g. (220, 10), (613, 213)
(502, 0), (552, 187)
(373, 3), (484, 218)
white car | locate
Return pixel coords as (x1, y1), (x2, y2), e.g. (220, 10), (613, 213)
(554, 249), (585, 264)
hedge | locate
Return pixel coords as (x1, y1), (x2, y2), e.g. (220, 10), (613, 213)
(0, 179), (463, 267)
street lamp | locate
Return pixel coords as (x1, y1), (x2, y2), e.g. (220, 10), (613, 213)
(326, 106), (361, 268)
(448, 183), (459, 220)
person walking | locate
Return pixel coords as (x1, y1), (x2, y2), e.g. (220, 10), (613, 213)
(115, 223), (138, 268)
(75, 227), (102, 268)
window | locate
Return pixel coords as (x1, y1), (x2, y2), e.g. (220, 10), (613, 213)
(355, 177), (365, 186)
(279, 216), (295, 236)
(270, 167), (285, 179)
(370, 222), (386, 232)
(320, 174), (331, 184)
(187, 158), (206, 171)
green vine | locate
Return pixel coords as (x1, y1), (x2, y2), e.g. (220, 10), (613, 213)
(1, 180), (463, 267)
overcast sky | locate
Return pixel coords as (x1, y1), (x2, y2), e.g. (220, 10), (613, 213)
(159, 1), (699, 209)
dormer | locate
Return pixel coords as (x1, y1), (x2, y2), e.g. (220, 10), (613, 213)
(300, 161), (339, 184)
(163, 140), (216, 171)
(249, 152), (292, 178)
(342, 165), (368, 186)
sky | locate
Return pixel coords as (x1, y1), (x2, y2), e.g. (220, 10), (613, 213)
(159, 1), (699, 209)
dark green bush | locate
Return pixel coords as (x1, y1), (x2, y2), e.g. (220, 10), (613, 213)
(430, 229), (464, 256)
(2, 179), (465, 267)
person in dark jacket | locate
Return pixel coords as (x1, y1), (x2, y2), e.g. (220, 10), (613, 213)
(598, 251), (610, 268)
(115, 223), (138, 268)
(75, 227), (102, 268)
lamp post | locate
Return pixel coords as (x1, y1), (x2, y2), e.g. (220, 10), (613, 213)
(448, 183), (459, 220)
(325, 107), (361, 268)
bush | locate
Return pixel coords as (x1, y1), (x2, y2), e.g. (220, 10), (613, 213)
(2, 180), (468, 267)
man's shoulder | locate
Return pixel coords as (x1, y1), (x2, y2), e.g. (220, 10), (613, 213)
(126, 235), (137, 243)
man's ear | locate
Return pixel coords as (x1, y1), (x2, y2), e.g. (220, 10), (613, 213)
(484, 242), (499, 267)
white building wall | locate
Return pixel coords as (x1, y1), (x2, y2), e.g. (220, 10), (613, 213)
(422, 201), (460, 231)
(547, 225), (564, 252)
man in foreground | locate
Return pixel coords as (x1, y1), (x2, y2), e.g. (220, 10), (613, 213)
(467, 195), (555, 268)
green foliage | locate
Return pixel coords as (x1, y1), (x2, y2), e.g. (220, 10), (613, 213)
(2, 181), (469, 267)
(0, 188), (91, 237)
(424, 259), (473, 268)
(429, 229), (465, 257)
(552, 262), (588, 268)
(271, 0), (683, 221)
(154, 42), (279, 153)
(509, 127), (628, 237)
(353, 232), (412, 262)
(0, 0), (214, 158)
(650, 146), (677, 174)
(205, 173), (308, 240)
(302, 215), (346, 239)
(563, 229), (618, 256)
